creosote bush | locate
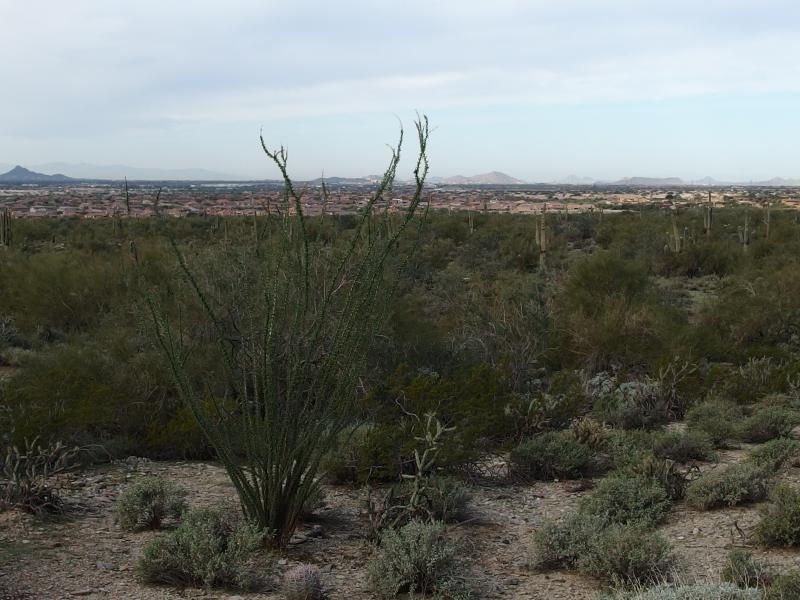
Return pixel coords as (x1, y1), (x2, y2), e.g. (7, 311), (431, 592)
(115, 475), (187, 531)
(579, 474), (671, 528)
(755, 485), (800, 547)
(685, 400), (743, 447)
(577, 524), (673, 586)
(282, 564), (324, 600)
(509, 431), (593, 480)
(367, 520), (470, 599)
(739, 407), (798, 443)
(685, 462), (771, 511)
(531, 512), (603, 570)
(747, 439), (800, 471)
(137, 507), (268, 590)
(652, 430), (717, 463)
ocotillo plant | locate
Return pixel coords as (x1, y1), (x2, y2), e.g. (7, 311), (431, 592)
(0, 208), (11, 247)
(148, 116), (431, 548)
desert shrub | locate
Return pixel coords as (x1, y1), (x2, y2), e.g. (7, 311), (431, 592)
(554, 252), (685, 370)
(686, 400), (744, 447)
(721, 550), (772, 589)
(509, 431), (593, 480)
(628, 455), (690, 501)
(755, 485), (800, 547)
(652, 430), (717, 463)
(115, 475), (187, 531)
(367, 520), (470, 599)
(596, 583), (762, 599)
(591, 375), (671, 430)
(577, 524), (673, 587)
(531, 512), (603, 570)
(0, 438), (79, 514)
(765, 571), (800, 599)
(414, 476), (470, 522)
(685, 462), (772, 510)
(365, 364), (515, 478)
(569, 416), (610, 450)
(579, 475), (671, 528)
(322, 425), (373, 484)
(747, 439), (800, 471)
(719, 358), (784, 405)
(739, 407), (798, 443)
(137, 507), (267, 589)
(282, 564), (324, 600)
(601, 429), (655, 471)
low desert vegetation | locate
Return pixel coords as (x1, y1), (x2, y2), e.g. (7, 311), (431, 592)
(367, 519), (471, 599)
(114, 475), (187, 531)
(5, 123), (800, 597)
(137, 506), (268, 590)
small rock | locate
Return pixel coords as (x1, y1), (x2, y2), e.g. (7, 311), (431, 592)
(308, 524), (325, 538)
(96, 561), (115, 570)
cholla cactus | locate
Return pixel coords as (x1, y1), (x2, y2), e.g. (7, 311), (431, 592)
(283, 564), (324, 600)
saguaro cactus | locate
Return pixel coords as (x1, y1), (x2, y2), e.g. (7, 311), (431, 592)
(703, 191), (713, 237)
(535, 205), (548, 268)
(666, 212), (683, 253)
(738, 213), (752, 252)
(763, 202), (772, 240)
(0, 208), (11, 247)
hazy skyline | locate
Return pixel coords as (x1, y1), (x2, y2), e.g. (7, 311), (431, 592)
(2, 1), (800, 181)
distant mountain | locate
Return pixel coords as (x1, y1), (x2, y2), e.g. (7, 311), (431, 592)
(554, 175), (598, 185)
(31, 162), (247, 181)
(611, 177), (685, 186)
(441, 171), (525, 185)
(751, 177), (800, 186)
(0, 166), (73, 183)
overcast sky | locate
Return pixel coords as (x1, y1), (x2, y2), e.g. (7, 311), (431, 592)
(2, 0), (799, 181)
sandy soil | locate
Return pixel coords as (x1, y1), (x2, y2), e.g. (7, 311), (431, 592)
(1, 447), (799, 600)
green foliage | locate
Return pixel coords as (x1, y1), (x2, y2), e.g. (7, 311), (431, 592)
(739, 407), (799, 443)
(721, 550), (772, 589)
(367, 520), (470, 599)
(747, 439), (800, 471)
(652, 430), (716, 463)
(509, 431), (593, 480)
(685, 462), (772, 510)
(362, 364), (515, 480)
(554, 251), (686, 371)
(685, 400), (744, 447)
(282, 564), (324, 600)
(531, 512), (603, 570)
(765, 572), (800, 600)
(115, 475), (187, 531)
(576, 524), (673, 587)
(579, 475), (671, 528)
(137, 507), (267, 589)
(755, 485), (800, 547)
